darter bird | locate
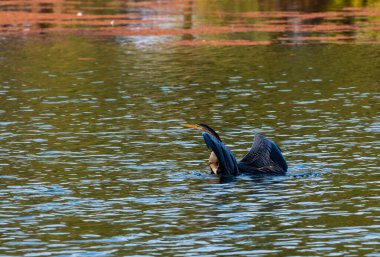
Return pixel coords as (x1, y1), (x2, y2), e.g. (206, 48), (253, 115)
(183, 123), (287, 177)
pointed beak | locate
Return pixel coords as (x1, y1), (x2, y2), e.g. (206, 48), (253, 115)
(182, 123), (200, 130)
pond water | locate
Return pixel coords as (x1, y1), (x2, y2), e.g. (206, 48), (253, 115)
(0, 0), (379, 256)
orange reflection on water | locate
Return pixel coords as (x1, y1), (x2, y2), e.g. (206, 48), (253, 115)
(0, 0), (379, 45)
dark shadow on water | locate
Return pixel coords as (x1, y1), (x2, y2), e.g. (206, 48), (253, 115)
(184, 166), (320, 184)
(218, 174), (238, 184)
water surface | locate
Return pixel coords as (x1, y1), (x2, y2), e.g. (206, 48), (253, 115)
(0, 0), (379, 256)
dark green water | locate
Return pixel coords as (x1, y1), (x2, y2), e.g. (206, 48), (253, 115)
(0, 1), (380, 256)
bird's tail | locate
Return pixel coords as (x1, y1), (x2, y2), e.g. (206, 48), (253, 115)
(202, 133), (239, 176)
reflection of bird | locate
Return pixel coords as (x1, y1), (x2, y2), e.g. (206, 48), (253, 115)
(183, 124), (287, 177)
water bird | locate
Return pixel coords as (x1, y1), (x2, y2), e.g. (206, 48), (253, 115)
(183, 124), (287, 177)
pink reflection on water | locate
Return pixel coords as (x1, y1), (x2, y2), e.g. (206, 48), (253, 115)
(0, 0), (379, 45)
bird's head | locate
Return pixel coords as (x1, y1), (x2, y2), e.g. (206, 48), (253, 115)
(182, 123), (222, 142)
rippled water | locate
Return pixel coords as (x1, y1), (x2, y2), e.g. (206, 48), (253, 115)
(1, 1), (380, 257)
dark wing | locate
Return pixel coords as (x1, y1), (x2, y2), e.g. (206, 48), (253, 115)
(238, 133), (287, 175)
(202, 132), (239, 176)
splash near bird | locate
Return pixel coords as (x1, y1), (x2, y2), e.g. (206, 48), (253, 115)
(183, 124), (287, 177)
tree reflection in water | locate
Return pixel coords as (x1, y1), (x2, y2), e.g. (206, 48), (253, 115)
(0, 0), (379, 44)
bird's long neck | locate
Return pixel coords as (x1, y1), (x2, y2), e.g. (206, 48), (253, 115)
(198, 123), (222, 141)
(208, 151), (219, 174)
